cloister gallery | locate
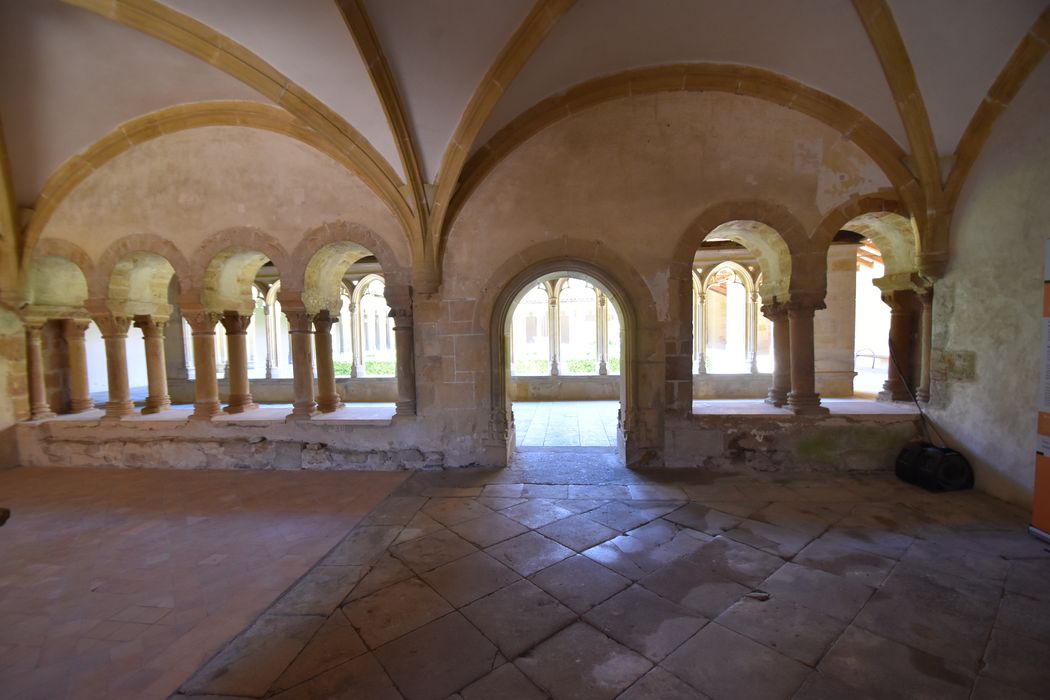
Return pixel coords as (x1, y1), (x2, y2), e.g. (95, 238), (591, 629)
(2, 2), (1050, 699)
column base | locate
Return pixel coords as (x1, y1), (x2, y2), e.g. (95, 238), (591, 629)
(30, 407), (56, 421)
(395, 400), (416, 416)
(286, 402), (318, 421)
(916, 389), (930, 403)
(142, 397), (172, 414)
(316, 396), (344, 413)
(765, 389), (788, 407)
(190, 402), (222, 421)
(877, 388), (912, 402)
(787, 392), (829, 415)
(69, 399), (96, 413)
(103, 401), (135, 420)
(223, 396), (258, 414)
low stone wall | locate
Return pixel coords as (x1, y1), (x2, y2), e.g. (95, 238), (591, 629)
(509, 375), (620, 401)
(693, 373), (769, 399)
(663, 411), (920, 471)
(168, 377), (399, 404)
(16, 415), (446, 471)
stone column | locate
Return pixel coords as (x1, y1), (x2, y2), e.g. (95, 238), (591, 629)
(916, 288), (933, 403)
(94, 314), (135, 420)
(596, 292), (608, 375)
(879, 290), (917, 402)
(24, 320), (55, 420)
(391, 308), (416, 416)
(762, 303), (791, 407)
(185, 310), (222, 420)
(786, 299), (828, 415)
(748, 291), (760, 373)
(349, 301), (363, 378)
(313, 310), (343, 413)
(220, 312), (256, 413)
(263, 303), (275, 379)
(134, 316), (171, 414)
(696, 291), (707, 374)
(548, 291), (560, 376)
(63, 319), (94, 413)
(285, 307), (317, 420)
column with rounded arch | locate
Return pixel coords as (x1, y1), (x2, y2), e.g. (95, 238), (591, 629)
(673, 207), (797, 412)
(198, 243), (284, 414)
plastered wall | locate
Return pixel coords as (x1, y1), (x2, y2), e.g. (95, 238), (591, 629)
(927, 60), (1050, 508)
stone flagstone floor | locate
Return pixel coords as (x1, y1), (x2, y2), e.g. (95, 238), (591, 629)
(0, 467), (406, 700)
(174, 453), (1050, 700)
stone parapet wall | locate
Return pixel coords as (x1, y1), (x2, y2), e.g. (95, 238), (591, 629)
(509, 375), (620, 401)
(663, 412), (920, 471)
(167, 377), (399, 404)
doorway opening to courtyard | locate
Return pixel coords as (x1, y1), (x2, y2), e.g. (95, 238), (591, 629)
(500, 270), (628, 463)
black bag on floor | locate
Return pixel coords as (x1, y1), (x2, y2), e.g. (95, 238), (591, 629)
(896, 442), (974, 492)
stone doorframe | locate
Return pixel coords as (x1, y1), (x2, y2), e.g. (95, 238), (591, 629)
(487, 258), (639, 465)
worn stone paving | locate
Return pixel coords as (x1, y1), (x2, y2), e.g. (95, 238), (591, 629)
(174, 455), (1050, 700)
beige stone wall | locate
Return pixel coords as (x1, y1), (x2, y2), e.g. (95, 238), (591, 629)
(439, 92), (889, 462)
(926, 60), (1050, 508)
(0, 308), (28, 466)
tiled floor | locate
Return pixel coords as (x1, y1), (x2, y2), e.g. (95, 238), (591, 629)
(0, 467), (406, 700)
(174, 455), (1050, 700)
(513, 401), (620, 448)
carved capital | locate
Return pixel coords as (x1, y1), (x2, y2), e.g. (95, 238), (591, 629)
(92, 313), (132, 338)
(184, 310), (221, 334)
(219, 311), (252, 335)
(134, 315), (167, 338)
(760, 301), (788, 321)
(284, 309), (315, 333)
(312, 309), (336, 335)
(62, 318), (91, 340)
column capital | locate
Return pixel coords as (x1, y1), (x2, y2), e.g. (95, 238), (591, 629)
(62, 318), (91, 339)
(133, 315), (168, 337)
(760, 301), (788, 321)
(92, 313), (132, 338)
(219, 311), (252, 335)
(785, 298), (826, 315)
(312, 309), (337, 335)
(283, 307), (314, 333)
(184, 310), (221, 334)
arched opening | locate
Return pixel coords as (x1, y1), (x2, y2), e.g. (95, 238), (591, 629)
(105, 251), (178, 412)
(692, 222), (789, 404)
(839, 212), (920, 401)
(852, 236), (892, 396)
(198, 248), (279, 411)
(500, 268), (629, 462)
(302, 241), (397, 410)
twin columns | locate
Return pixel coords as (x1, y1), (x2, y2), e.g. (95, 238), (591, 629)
(759, 286), (932, 414)
(23, 286), (417, 422)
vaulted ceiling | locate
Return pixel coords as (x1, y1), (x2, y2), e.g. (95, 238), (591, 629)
(1, 0), (1047, 254)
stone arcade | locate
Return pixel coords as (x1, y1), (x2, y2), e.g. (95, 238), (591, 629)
(1, 2), (1049, 699)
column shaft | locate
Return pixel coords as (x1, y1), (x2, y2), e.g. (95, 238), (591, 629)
(763, 303), (791, 407)
(63, 319), (94, 413)
(391, 309), (416, 415)
(285, 309), (317, 420)
(313, 311), (343, 413)
(748, 291), (760, 373)
(786, 300), (828, 415)
(185, 311), (221, 420)
(697, 291), (707, 374)
(220, 312), (256, 413)
(25, 321), (55, 420)
(879, 290), (917, 402)
(916, 289), (933, 403)
(94, 315), (135, 420)
(548, 292), (560, 376)
(135, 317), (171, 414)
